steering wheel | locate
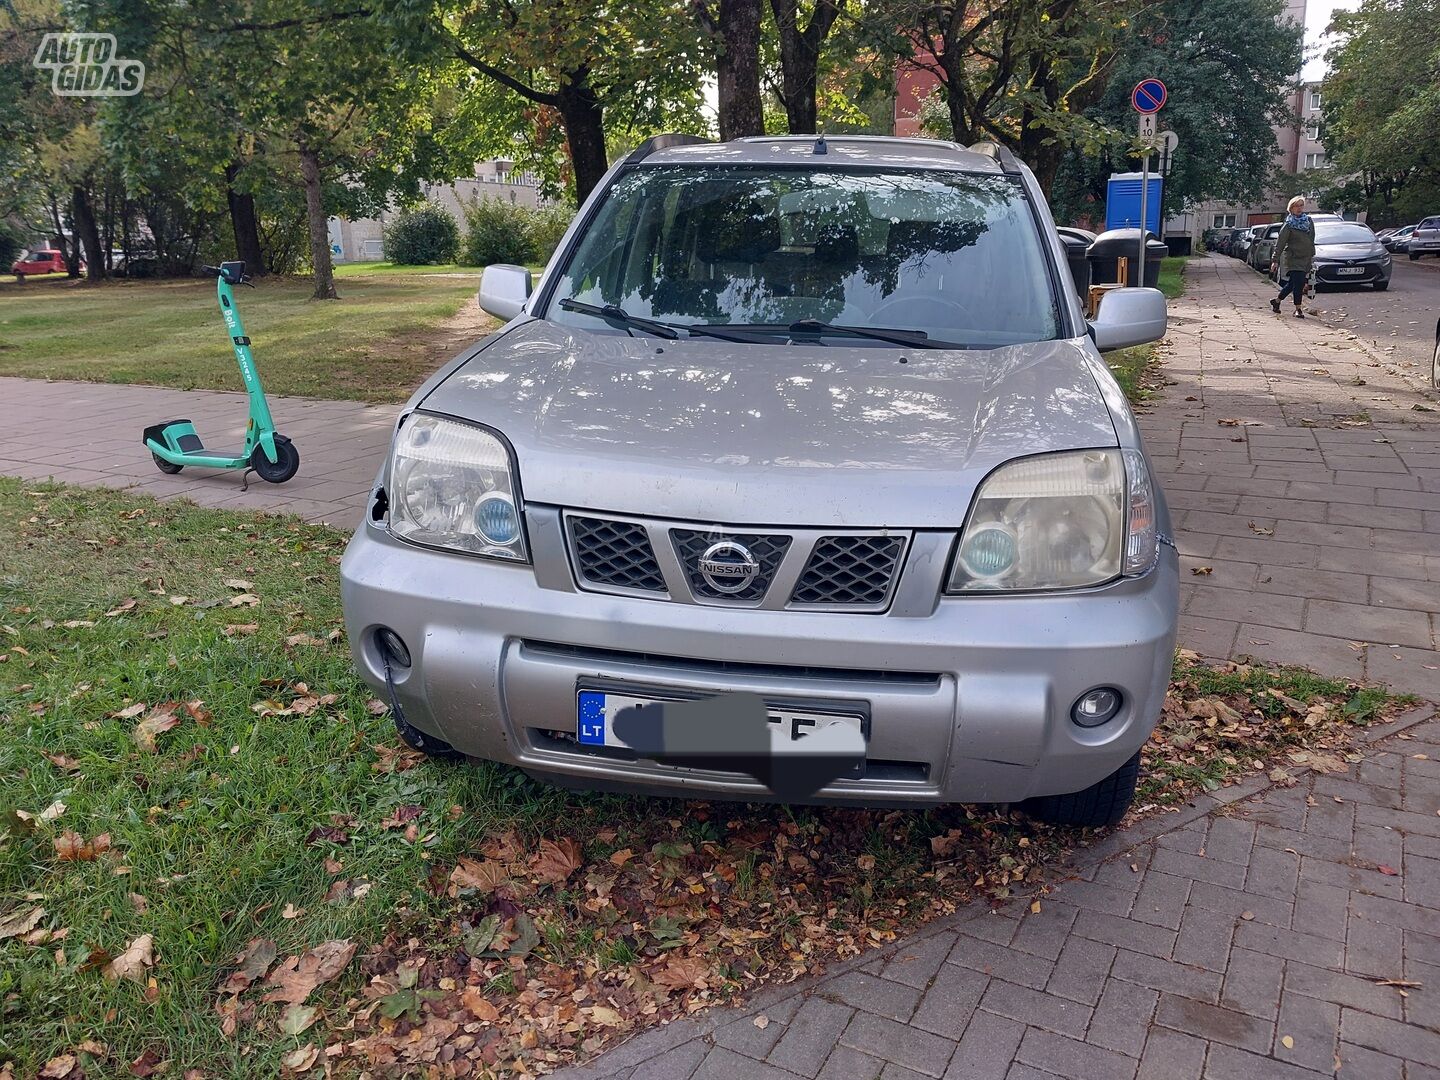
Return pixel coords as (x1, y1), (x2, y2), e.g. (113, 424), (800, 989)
(868, 294), (973, 332)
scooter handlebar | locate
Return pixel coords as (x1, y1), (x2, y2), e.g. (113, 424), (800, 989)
(201, 263), (255, 286)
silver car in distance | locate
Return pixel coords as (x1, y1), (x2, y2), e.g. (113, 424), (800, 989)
(341, 135), (1178, 827)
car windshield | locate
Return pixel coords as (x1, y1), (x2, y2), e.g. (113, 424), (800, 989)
(1317, 223), (1375, 244)
(546, 165), (1060, 348)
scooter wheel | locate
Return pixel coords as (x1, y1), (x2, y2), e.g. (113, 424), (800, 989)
(250, 436), (300, 484)
(152, 452), (183, 475)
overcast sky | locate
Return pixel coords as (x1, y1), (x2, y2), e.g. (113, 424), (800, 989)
(1302, 0), (1360, 81)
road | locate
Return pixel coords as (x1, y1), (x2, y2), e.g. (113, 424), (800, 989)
(1304, 256), (1440, 381)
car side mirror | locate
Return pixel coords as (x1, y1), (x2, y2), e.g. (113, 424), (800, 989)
(1088, 287), (1167, 352)
(479, 264), (533, 321)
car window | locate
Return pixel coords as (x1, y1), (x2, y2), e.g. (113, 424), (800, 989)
(1316, 223), (1377, 244)
(1420, 218), (1439, 231)
(547, 165), (1061, 348)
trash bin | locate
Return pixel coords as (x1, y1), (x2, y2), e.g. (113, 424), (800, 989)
(1087, 228), (1167, 288)
(1056, 228), (1091, 300)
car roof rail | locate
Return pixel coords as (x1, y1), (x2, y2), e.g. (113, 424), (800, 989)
(967, 140), (1022, 175)
(624, 133), (712, 165)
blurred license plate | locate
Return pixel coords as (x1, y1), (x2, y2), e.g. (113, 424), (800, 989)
(1336, 266), (1365, 275)
(576, 690), (864, 749)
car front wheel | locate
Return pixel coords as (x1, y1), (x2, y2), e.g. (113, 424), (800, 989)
(1020, 751), (1141, 828)
(1374, 281), (1389, 291)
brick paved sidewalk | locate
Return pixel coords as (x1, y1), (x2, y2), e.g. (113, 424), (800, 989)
(1142, 256), (1440, 698)
(0, 376), (395, 527)
(551, 710), (1440, 1080)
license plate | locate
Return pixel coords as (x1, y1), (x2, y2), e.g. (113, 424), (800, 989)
(576, 690), (864, 750)
(1335, 266), (1366, 275)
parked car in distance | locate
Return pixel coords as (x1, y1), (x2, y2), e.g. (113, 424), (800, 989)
(1408, 216), (1440, 260)
(10, 249), (80, 280)
(1383, 225), (1416, 253)
(341, 134), (1178, 827)
(1311, 220), (1392, 290)
(1225, 228), (1248, 257)
(1250, 223), (1283, 274)
(1236, 225), (1265, 261)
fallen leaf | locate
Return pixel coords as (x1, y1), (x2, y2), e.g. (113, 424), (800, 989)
(279, 1003), (318, 1035)
(38, 800), (67, 822)
(1281, 1035), (1294, 1050)
(280, 1044), (318, 1073)
(282, 903), (304, 920)
(856, 854), (876, 872)
(105, 599), (138, 617)
(218, 937), (277, 994)
(223, 623), (259, 637)
(286, 634), (325, 648)
(609, 847), (636, 867)
(653, 953), (709, 990)
(448, 857), (509, 895)
(103, 934), (154, 982)
(41, 751), (80, 771)
(262, 939), (356, 1005)
(38, 1055), (77, 1079)
(1377, 865), (1398, 876)
(1190, 566), (1213, 576)
(0, 905), (45, 940)
(460, 987), (500, 1022)
(134, 705), (181, 752)
(229, 593), (260, 608)
(112, 702), (147, 720)
(223, 578), (254, 591)
(530, 837), (584, 884)
(753, 1014), (771, 1030)
(129, 1048), (163, 1077)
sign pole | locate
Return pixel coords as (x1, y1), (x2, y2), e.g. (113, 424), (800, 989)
(1138, 150), (1150, 286)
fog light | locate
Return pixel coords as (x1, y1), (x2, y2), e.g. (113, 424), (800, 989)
(960, 523), (1018, 580)
(376, 627), (411, 668)
(476, 491), (521, 546)
(1072, 687), (1122, 727)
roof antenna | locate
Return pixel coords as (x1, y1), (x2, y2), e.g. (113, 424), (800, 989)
(813, 134), (827, 155)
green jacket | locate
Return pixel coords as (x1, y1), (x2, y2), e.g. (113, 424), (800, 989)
(1274, 216), (1316, 273)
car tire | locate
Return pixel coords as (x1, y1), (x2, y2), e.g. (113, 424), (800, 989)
(1374, 281), (1389, 291)
(1020, 750), (1141, 828)
(13, 273), (23, 283)
(1411, 252), (1421, 261)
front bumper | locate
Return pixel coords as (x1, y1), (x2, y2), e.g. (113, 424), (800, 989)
(1314, 259), (1391, 286)
(340, 505), (1179, 807)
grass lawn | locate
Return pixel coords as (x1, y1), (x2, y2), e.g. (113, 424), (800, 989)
(0, 479), (1415, 1077)
(0, 269), (491, 403)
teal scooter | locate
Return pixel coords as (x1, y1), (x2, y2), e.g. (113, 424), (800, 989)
(143, 260), (300, 484)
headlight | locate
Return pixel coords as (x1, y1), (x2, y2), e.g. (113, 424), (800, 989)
(947, 449), (1157, 593)
(388, 413), (527, 562)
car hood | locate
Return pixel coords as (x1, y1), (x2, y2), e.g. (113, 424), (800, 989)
(420, 319), (1119, 527)
(1315, 242), (1384, 260)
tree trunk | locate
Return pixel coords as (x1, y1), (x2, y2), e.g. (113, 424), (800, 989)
(769, 0), (842, 134)
(71, 185), (106, 282)
(227, 162), (267, 276)
(555, 71), (610, 202)
(298, 143), (337, 300)
(707, 0), (766, 139)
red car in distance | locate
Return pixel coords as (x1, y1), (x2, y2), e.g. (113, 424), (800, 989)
(10, 249), (82, 280)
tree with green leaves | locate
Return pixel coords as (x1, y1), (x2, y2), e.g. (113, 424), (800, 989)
(1051, 0), (1304, 219)
(1320, 0), (1440, 225)
(387, 0), (706, 201)
(769, 0), (845, 133)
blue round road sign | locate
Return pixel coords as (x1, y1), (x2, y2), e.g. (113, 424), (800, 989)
(1132, 78), (1166, 113)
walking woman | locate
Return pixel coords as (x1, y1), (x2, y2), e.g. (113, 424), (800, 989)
(1270, 196), (1315, 318)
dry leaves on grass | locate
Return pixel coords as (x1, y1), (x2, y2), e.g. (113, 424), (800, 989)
(261, 939), (358, 1005)
(53, 830), (111, 862)
(103, 934), (154, 982)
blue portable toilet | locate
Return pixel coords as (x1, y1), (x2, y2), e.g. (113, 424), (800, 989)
(1105, 172), (1163, 235)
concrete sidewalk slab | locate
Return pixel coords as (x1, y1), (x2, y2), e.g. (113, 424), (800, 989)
(1143, 256), (1440, 698)
(0, 376), (395, 528)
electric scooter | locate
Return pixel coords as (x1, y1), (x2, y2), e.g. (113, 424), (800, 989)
(142, 260), (300, 485)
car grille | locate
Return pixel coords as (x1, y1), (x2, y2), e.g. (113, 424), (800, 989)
(568, 517), (666, 594)
(671, 529), (792, 602)
(791, 535), (905, 606)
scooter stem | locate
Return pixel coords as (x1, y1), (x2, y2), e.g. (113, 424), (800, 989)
(216, 272), (279, 464)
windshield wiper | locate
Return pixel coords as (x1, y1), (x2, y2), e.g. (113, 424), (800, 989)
(785, 319), (960, 350)
(558, 298), (763, 343)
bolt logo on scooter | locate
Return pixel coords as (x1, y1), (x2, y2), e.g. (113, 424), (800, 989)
(142, 260), (300, 485)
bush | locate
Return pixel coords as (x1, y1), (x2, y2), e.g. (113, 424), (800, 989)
(527, 203), (574, 263)
(460, 197), (536, 267)
(383, 202), (459, 265)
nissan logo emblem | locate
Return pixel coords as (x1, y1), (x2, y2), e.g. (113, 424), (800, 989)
(697, 540), (759, 594)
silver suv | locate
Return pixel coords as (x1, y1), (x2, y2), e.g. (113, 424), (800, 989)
(1410, 215), (1440, 260)
(340, 135), (1178, 826)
